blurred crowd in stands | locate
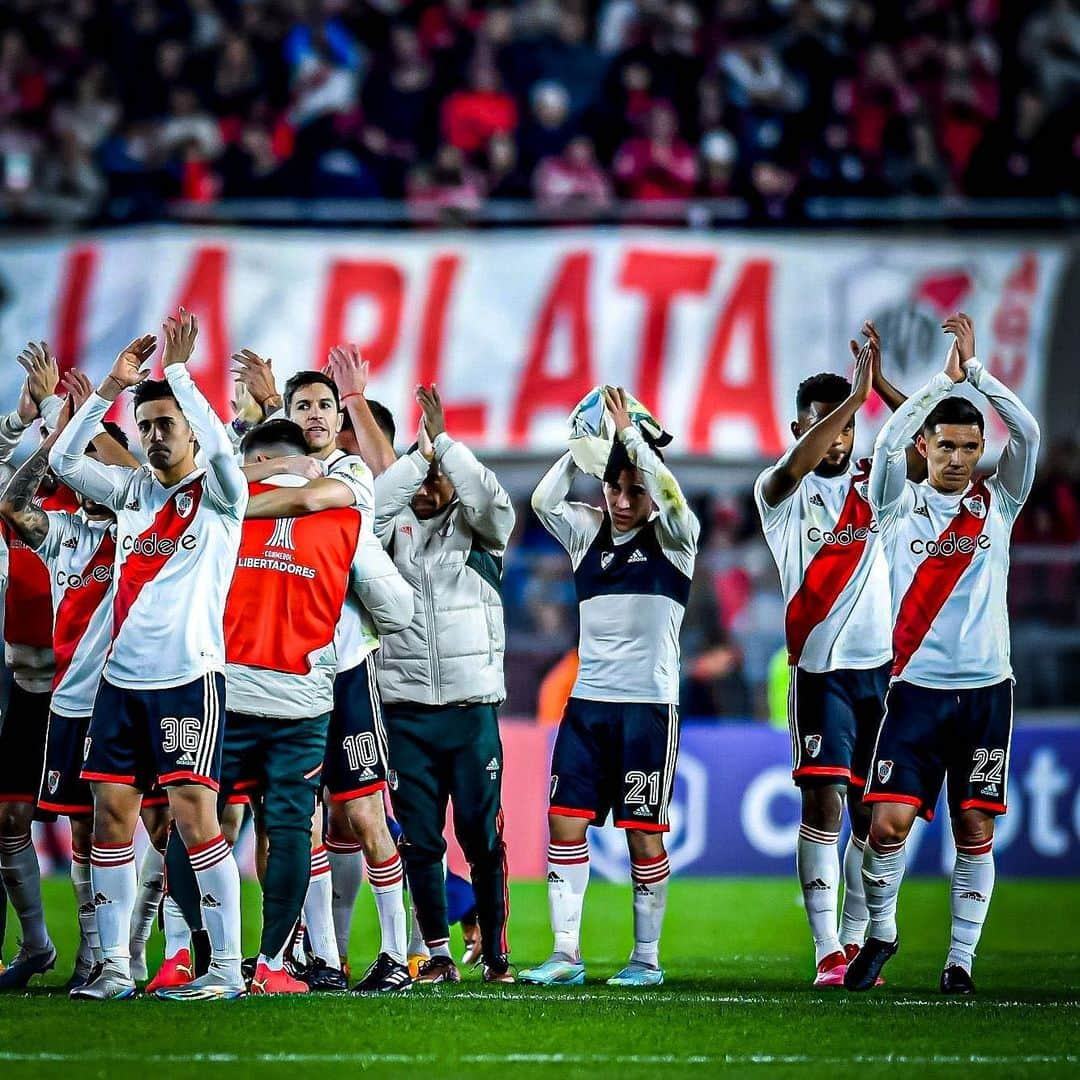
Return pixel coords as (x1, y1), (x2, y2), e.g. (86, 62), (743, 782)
(502, 437), (1080, 721)
(0, 0), (1077, 222)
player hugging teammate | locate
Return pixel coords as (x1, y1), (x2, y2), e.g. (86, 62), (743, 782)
(0, 303), (1036, 999)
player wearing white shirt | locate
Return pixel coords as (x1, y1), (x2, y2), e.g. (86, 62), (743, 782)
(846, 314), (1040, 995)
(522, 387), (699, 989)
(48, 312), (248, 1002)
(754, 325), (919, 987)
(239, 359), (410, 993)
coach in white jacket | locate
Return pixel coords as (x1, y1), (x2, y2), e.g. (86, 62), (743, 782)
(375, 385), (515, 984)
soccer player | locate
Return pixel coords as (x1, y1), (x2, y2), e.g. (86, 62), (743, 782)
(0, 342), (71, 990)
(49, 310), (248, 1001)
(753, 326), (918, 986)
(0, 368), (137, 989)
(846, 313), (1039, 994)
(236, 352), (411, 991)
(522, 386), (698, 988)
(374, 384), (515, 984)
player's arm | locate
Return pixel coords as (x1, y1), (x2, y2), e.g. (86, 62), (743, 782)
(859, 319), (927, 483)
(869, 339), (962, 516)
(350, 531), (414, 635)
(948, 312), (1041, 508)
(0, 436), (56, 549)
(230, 348), (283, 420)
(44, 370), (141, 469)
(530, 451), (603, 566)
(240, 456), (323, 485)
(0, 341), (60, 465)
(161, 309), (247, 516)
(604, 385), (700, 552)
(49, 337), (155, 510)
(419, 384), (515, 549)
(326, 344), (397, 475)
(244, 475), (357, 518)
(373, 444), (429, 543)
(760, 344), (874, 507)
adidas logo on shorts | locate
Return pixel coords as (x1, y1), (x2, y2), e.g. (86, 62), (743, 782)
(177, 752), (197, 766)
(358, 767), (378, 781)
(633, 805), (652, 817)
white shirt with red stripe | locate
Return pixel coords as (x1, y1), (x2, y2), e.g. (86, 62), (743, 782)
(34, 511), (116, 717)
(754, 458), (892, 674)
(49, 366), (247, 691)
(870, 361), (1040, 689)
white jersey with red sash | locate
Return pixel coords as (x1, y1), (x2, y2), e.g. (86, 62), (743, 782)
(224, 478), (361, 719)
(34, 511), (116, 717)
(877, 475), (1014, 689)
(754, 457), (891, 673)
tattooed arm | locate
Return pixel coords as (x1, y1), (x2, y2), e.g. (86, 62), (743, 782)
(0, 439), (53, 549)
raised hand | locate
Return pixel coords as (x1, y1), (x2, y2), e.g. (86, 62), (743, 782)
(15, 341), (60, 421)
(602, 385), (633, 433)
(851, 341), (874, 403)
(230, 348), (281, 413)
(60, 369), (95, 413)
(327, 344), (369, 399)
(942, 312), (975, 367)
(417, 415), (435, 462)
(162, 307), (199, 368)
(231, 379), (264, 425)
(416, 384), (446, 439)
(104, 334), (157, 395)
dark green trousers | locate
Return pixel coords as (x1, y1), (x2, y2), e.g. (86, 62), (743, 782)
(165, 710), (328, 960)
(384, 702), (509, 964)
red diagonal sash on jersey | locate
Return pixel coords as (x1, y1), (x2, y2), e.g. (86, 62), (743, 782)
(52, 528), (117, 692)
(891, 479), (991, 677)
(784, 461), (873, 665)
(111, 480), (204, 643)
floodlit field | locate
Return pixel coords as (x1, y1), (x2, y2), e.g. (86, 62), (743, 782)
(1, 878), (1077, 1079)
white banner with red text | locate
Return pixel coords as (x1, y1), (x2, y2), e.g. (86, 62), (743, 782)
(0, 227), (1066, 458)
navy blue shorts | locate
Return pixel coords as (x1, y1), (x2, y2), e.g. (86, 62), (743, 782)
(0, 684), (50, 804)
(549, 698), (679, 833)
(38, 711), (93, 817)
(789, 663), (890, 789)
(324, 658), (388, 802)
(863, 679), (1014, 821)
(82, 673), (225, 793)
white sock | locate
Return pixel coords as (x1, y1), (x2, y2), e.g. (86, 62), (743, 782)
(326, 834), (365, 961)
(71, 847), (101, 964)
(629, 852), (670, 969)
(257, 942), (287, 972)
(407, 900), (429, 959)
(839, 834), (869, 947)
(130, 845), (164, 956)
(797, 825), (842, 963)
(188, 834), (242, 977)
(304, 846), (340, 968)
(862, 837), (906, 943)
(367, 852), (407, 963)
(90, 842), (136, 971)
(0, 833), (49, 952)
(947, 841), (995, 973)
(162, 893), (191, 958)
(547, 840), (589, 962)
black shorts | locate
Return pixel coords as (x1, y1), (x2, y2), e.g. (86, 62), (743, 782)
(789, 663), (889, 789)
(82, 673), (226, 793)
(549, 697), (679, 833)
(38, 711), (93, 816)
(0, 683), (51, 804)
(863, 679), (1014, 822)
(324, 658), (388, 802)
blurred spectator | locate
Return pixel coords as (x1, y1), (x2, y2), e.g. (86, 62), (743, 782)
(407, 143), (484, 219)
(441, 57), (517, 155)
(534, 135), (612, 212)
(613, 101), (697, 199)
(518, 80), (576, 171)
(486, 132), (531, 198)
(698, 128), (739, 196)
(1020, 0), (1080, 110)
(362, 24), (438, 163)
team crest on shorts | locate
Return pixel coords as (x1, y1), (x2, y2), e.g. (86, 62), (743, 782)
(600, 552), (614, 570)
(803, 734), (822, 758)
(962, 494), (986, 519)
(83, 737), (92, 761)
(175, 491), (194, 518)
(387, 769), (399, 791)
(877, 760), (894, 784)
(47, 770), (60, 794)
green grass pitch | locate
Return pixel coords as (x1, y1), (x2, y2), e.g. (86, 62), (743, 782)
(1, 876), (1077, 1079)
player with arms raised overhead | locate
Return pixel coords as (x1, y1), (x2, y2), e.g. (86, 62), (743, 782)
(753, 325), (918, 986)
(49, 310), (248, 1001)
(846, 313), (1039, 994)
(523, 387), (698, 988)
